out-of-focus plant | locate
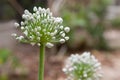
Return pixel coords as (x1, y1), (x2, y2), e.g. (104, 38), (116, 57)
(12, 6), (70, 80)
(63, 52), (102, 80)
(61, 4), (88, 48)
(60, 0), (111, 50)
(87, 0), (110, 49)
(0, 49), (20, 80)
(0, 49), (10, 80)
(0, 49), (19, 67)
(0, 49), (10, 64)
(111, 17), (120, 28)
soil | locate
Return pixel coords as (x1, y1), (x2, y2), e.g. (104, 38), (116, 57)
(10, 44), (120, 80)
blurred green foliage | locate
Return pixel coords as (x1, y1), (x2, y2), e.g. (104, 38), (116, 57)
(61, 0), (111, 50)
(0, 49), (20, 80)
(86, 0), (110, 49)
(0, 49), (19, 67)
(0, 49), (11, 64)
(0, 74), (8, 80)
(111, 17), (120, 28)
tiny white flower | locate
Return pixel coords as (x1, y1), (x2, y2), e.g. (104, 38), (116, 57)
(21, 21), (24, 25)
(54, 17), (63, 23)
(38, 7), (42, 12)
(46, 42), (54, 48)
(34, 28), (38, 32)
(62, 68), (67, 72)
(11, 33), (17, 37)
(33, 6), (37, 12)
(36, 11), (40, 15)
(24, 9), (29, 14)
(94, 63), (101, 68)
(37, 27), (41, 30)
(52, 37), (55, 40)
(23, 30), (28, 36)
(60, 31), (64, 34)
(14, 22), (19, 27)
(60, 26), (63, 29)
(37, 43), (41, 46)
(60, 39), (65, 43)
(61, 33), (65, 37)
(19, 36), (24, 40)
(51, 30), (57, 36)
(22, 14), (26, 19)
(21, 26), (24, 30)
(64, 27), (70, 33)
(31, 42), (35, 46)
(68, 67), (74, 72)
(84, 73), (87, 77)
(43, 29), (46, 32)
(16, 36), (24, 40)
(65, 36), (69, 40)
(30, 36), (34, 40)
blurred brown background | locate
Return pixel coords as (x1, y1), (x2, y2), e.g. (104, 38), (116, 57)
(0, 0), (120, 80)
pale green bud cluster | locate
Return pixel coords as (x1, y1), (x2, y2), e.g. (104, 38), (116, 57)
(12, 6), (70, 48)
(62, 52), (102, 80)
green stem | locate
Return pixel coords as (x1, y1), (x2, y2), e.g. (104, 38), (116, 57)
(38, 43), (45, 80)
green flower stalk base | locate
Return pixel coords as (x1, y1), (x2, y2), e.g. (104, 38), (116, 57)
(39, 44), (45, 80)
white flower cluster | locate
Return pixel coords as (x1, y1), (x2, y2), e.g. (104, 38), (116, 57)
(12, 6), (70, 48)
(62, 52), (102, 80)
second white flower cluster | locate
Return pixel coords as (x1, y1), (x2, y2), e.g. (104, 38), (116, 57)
(63, 52), (102, 80)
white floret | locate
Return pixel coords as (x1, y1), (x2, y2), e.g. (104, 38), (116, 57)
(54, 17), (63, 23)
(64, 27), (70, 33)
(21, 21), (24, 25)
(60, 26), (63, 29)
(22, 14), (26, 19)
(37, 43), (41, 46)
(14, 22), (19, 27)
(33, 6), (37, 12)
(23, 30), (28, 36)
(16, 36), (24, 40)
(46, 42), (54, 48)
(30, 42), (35, 46)
(65, 36), (69, 40)
(11, 33), (17, 37)
(61, 33), (65, 37)
(21, 26), (24, 30)
(60, 39), (65, 43)
(24, 9), (30, 15)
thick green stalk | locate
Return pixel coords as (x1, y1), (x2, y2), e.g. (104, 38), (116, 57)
(38, 43), (45, 80)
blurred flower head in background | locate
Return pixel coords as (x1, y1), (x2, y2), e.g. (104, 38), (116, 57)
(12, 6), (70, 48)
(63, 52), (102, 80)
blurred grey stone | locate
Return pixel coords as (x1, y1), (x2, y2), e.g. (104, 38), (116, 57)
(0, 20), (17, 49)
(107, 6), (120, 20)
(104, 29), (120, 49)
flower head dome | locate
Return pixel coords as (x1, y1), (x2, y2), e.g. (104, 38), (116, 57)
(12, 6), (70, 48)
(62, 52), (102, 80)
